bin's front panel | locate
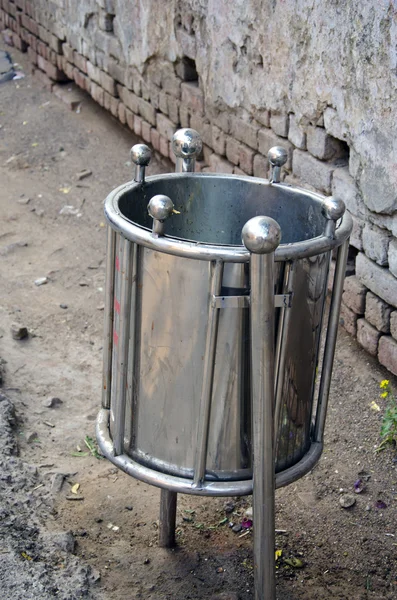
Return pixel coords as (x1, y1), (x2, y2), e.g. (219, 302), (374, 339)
(275, 251), (330, 472)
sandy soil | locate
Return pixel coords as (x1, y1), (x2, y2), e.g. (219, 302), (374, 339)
(0, 42), (396, 600)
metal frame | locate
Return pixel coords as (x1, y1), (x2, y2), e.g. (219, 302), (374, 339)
(98, 134), (352, 600)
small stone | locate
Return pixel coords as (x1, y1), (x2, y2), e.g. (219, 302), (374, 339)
(125, 505), (133, 511)
(35, 277), (48, 286)
(43, 397), (63, 408)
(60, 304), (68, 309)
(35, 208), (45, 217)
(11, 323), (28, 340)
(76, 169), (92, 180)
(18, 196), (31, 205)
(143, 558), (150, 565)
(216, 566), (224, 573)
(339, 494), (356, 509)
(232, 524), (242, 533)
(223, 500), (236, 514)
(42, 531), (76, 553)
(51, 473), (65, 493)
(27, 432), (39, 443)
(244, 507), (253, 518)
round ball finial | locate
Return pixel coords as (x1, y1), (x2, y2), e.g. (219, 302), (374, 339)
(172, 128), (202, 158)
(323, 196), (346, 221)
(242, 216), (281, 254)
(148, 195), (174, 222)
(268, 146), (288, 167)
(130, 144), (152, 166)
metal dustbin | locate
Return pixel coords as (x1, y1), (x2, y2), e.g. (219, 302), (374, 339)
(96, 129), (352, 599)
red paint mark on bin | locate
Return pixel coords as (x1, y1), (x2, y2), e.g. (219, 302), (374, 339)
(114, 298), (120, 314)
(113, 330), (119, 345)
(115, 255), (120, 271)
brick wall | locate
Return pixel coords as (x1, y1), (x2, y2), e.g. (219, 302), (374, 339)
(1, 0), (397, 376)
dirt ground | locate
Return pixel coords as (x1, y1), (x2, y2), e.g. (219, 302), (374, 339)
(0, 43), (396, 600)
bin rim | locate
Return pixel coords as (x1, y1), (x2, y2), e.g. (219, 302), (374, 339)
(104, 172), (353, 262)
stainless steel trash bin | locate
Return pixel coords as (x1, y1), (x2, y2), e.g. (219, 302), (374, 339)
(97, 129), (352, 600)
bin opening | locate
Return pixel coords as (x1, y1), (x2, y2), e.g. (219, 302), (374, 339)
(117, 174), (327, 246)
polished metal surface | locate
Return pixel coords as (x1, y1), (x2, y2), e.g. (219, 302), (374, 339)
(131, 144), (151, 183)
(100, 169), (351, 488)
(105, 173), (352, 262)
(159, 489), (177, 548)
(268, 146), (288, 184)
(102, 227), (116, 410)
(148, 194), (174, 235)
(172, 128), (202, 173)
(243, 216), (280, 600)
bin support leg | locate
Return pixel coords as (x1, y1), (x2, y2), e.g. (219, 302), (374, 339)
(159, 490), (177, 548)
(242, 216), (281, 600)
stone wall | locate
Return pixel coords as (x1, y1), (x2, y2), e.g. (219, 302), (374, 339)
(1, 0), (397, 374)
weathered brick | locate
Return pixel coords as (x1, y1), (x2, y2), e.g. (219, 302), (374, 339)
(162, 71), (181, 99)
(226, 136), (240, 166)
(189, 114), (211, 147)
(141, 120), (152, 143)
(209, 154), (234, 174)
(133, 115), (142, 137)
(342, 275), (367, 314)
(253, 154), (268, 179)
(292, 149), (335, 193)
(258, 129), (293, 171)
(117, 85), (138, 113)
(53, 83), (86, 111)
(98, 69), (116, 96)
(388, 238), (397, 278)
(150, 128), (160, 152)
(103, 90), (111, 112)
(62, 43), (74, 63)
(73, 51), (87, 74)
(270, 113), (289, 138)
(63, 60), (74, 81)
(238, 143), (254, 175)
(37, 25), (49, 44)
(110, 96), (119, 117)
(27, 46), (37, 65)
(156, 113), (175, 141)
(378, 336), (397, 376)
(365, 292), (392, 333)
(339, 302), (358, 336)
(357, 318), (381, 356)
(211, 125), (225, 155)
(37, 54), (67, 81)
(49, 33), (62, 54)
(181, 82), (204, 115)
(86, 60), (101, 85)
(137, 97), (156, 125)
(350, 215), (364, 251)
(332, 167), (363, 217)
(158, 90), (168, 115)
(323, 107), (348, 141)
(90, 82), (105, 106)
(73, 67), (88, 91)
(288, 114), (306, 150)
(230, 117), (258, 150)
(159, 135), (169, 158)
(362, 224), (390, 266)
(356, 252), (397, 309)
(118, 101), (126, 125)
(11, 32), (27, 52)
(233, 166), (246, 176)
(125, 107), (134, 130)
(306, 126), (347, 160)
(390, 311), (397, 340)
(167, 95), (179, 125)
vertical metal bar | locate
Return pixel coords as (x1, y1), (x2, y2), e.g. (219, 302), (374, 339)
(113, 237), (133, 456)
(274, 261), (296, 452)
(159, 489), (177, 548)
(314, 239), (349, 442)
(102, 226), (116, 409)
(193, 260), (224, 487)
(242, 216), (280, 600)
(250, 250), (277, 600)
